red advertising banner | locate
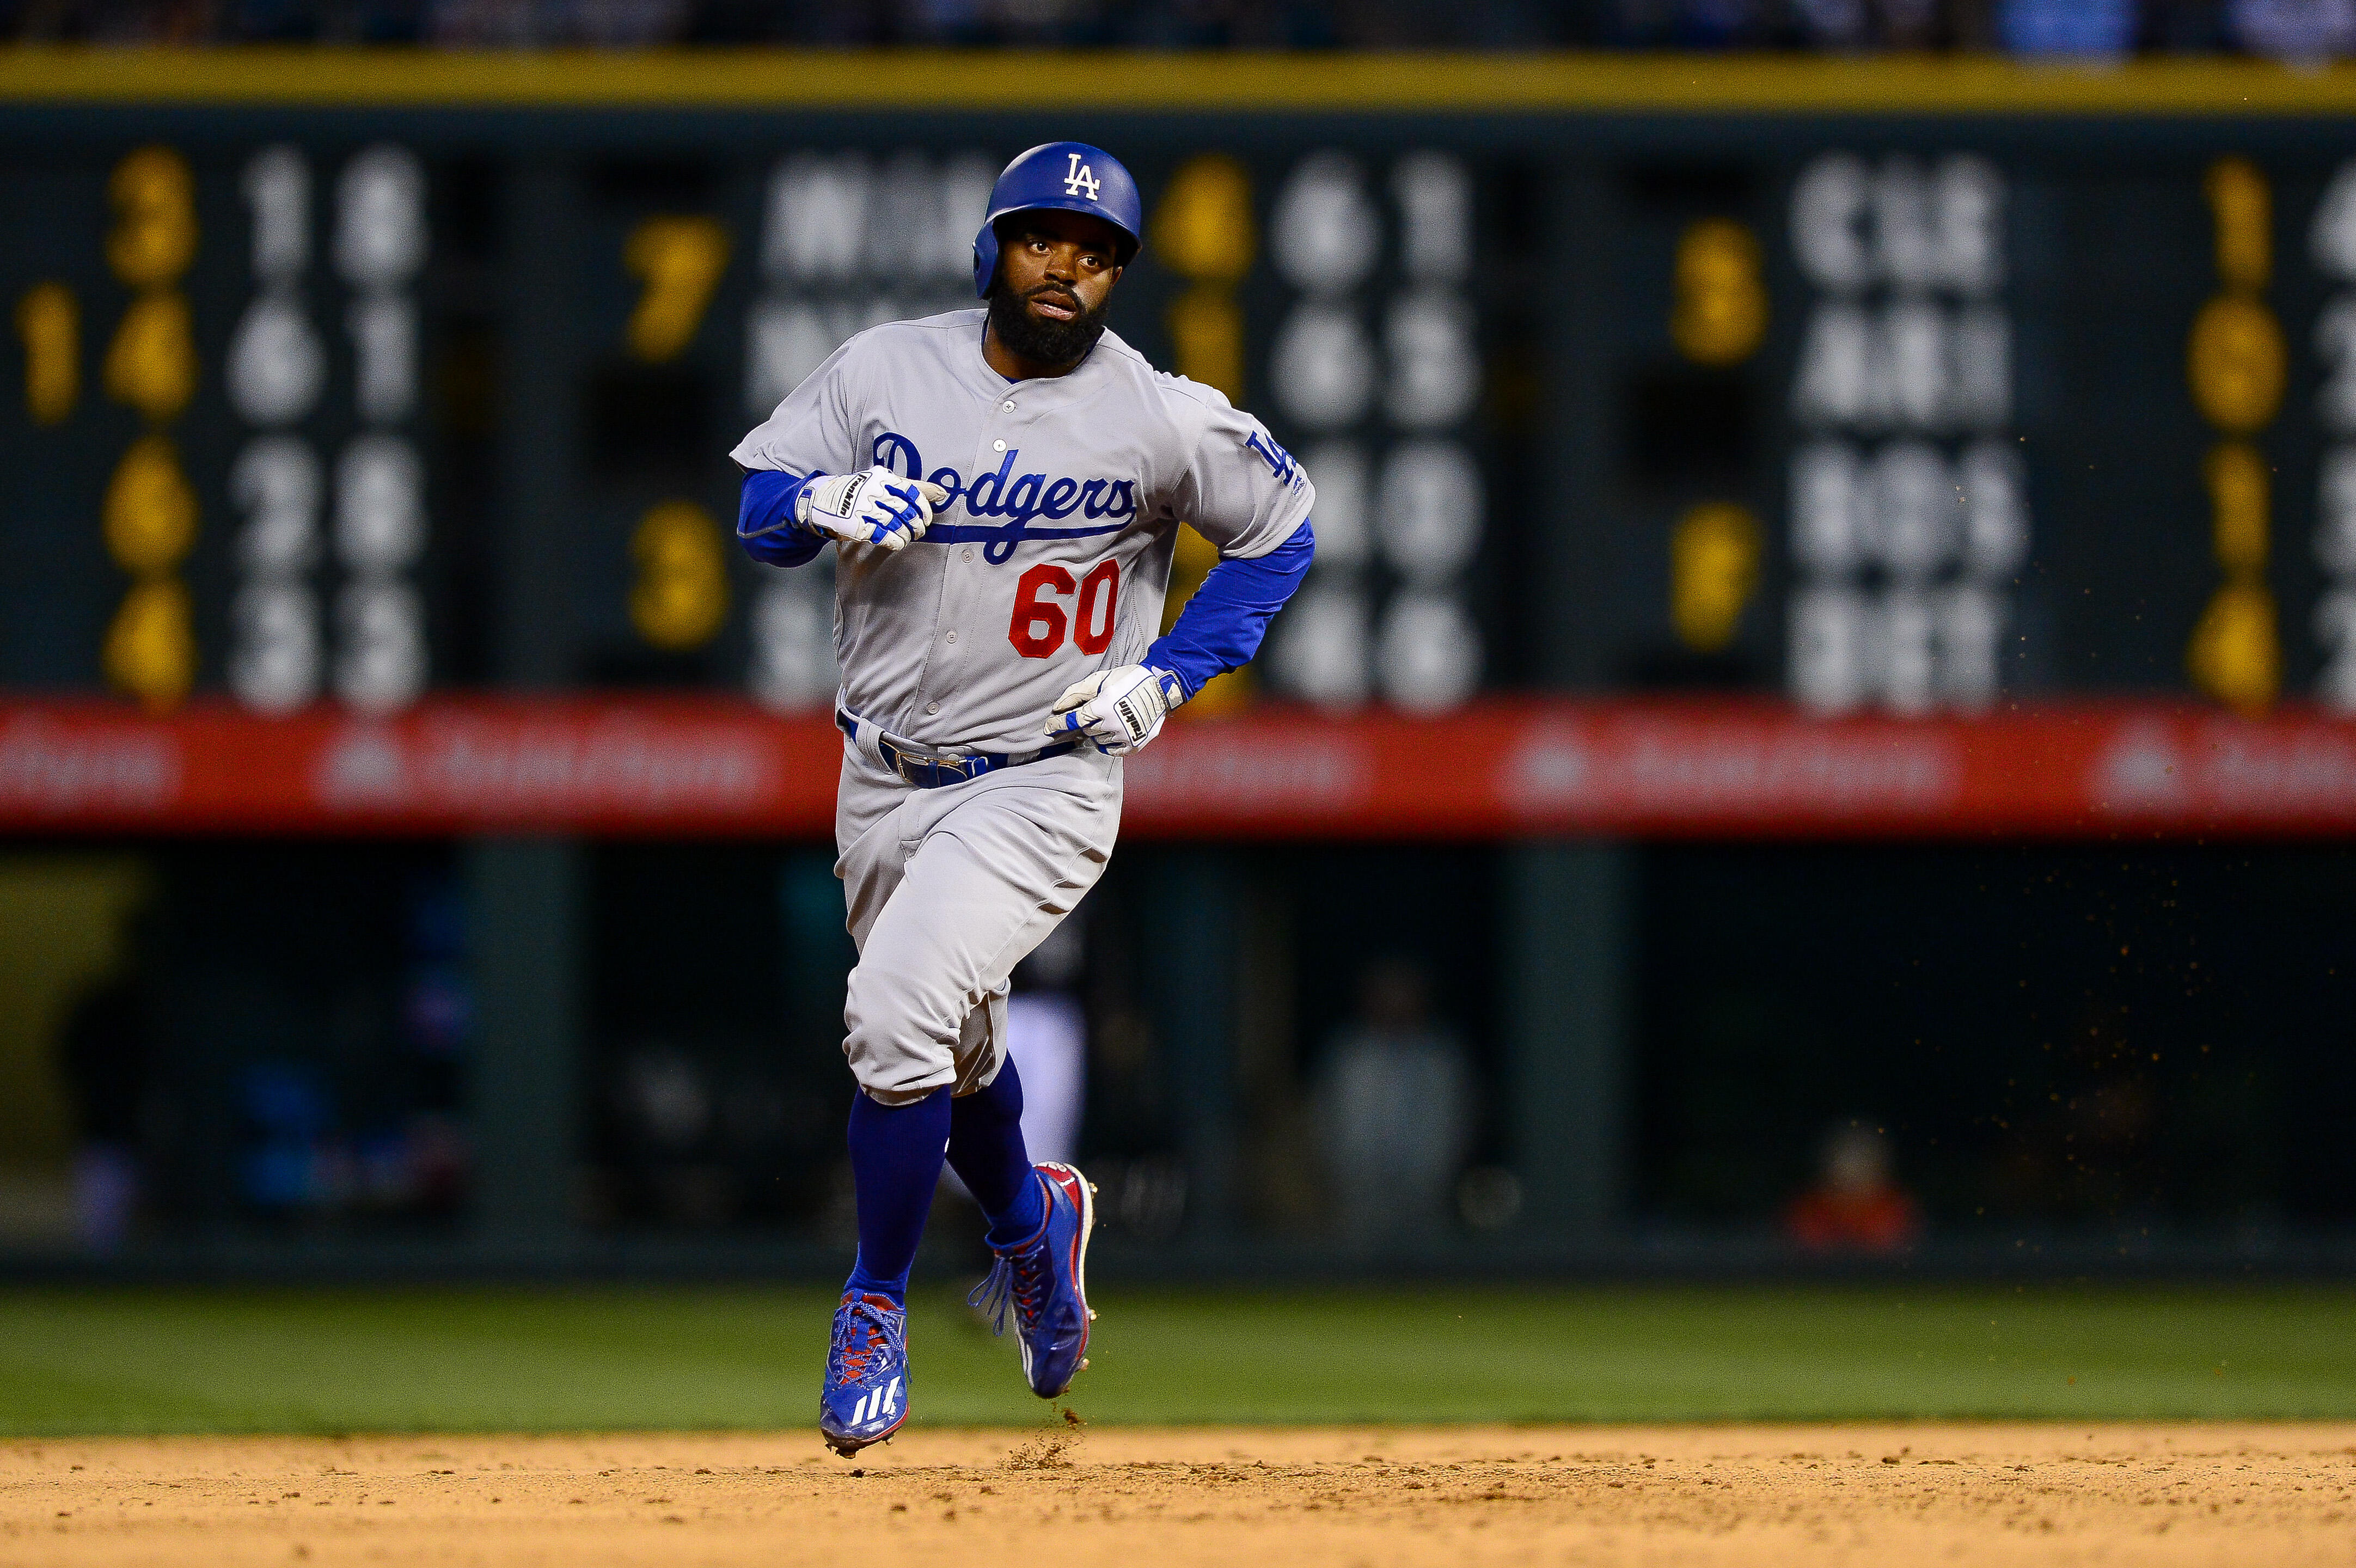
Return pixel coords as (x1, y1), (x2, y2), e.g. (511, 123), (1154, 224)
(5, 695), (2356, 841)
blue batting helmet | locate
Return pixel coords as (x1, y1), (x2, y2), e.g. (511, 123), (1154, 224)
(971, 142), (1143, 298)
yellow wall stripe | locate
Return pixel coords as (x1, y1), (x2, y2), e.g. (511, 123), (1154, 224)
(3, 47), (2356, 114)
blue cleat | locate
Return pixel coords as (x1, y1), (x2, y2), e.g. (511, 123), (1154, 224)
(968, 1162), (1096, 1398)
(818, 1291), (909, 1455)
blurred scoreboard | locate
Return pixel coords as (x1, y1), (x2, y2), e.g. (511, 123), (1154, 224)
(8, 57), (2356, 834)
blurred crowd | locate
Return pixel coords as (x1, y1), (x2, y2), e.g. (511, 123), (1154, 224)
(3, 0), (2352, 56)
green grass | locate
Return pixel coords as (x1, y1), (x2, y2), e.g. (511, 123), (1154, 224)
(0, 1284), (2351, 1434)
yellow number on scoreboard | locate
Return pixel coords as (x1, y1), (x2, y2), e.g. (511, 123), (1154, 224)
(629, 500), (730, 651)
(107, 146), (198, 290)
(2187, 581), (2280, 714)
(2204, 442), (2270, 574)
(1672, 502), (1761, 653)
(103, 291), (196, 423)
(102, 434), (198, 576)
(1153, 154), (1257, 285)
(623, 216), (731, 364)
(1672, 218), (1768, 367)
(2206, 155), (2271, 294)
(103, 577), (196, 712)
(2188, 295), (2285, 434)
(16, 281), (77, 426)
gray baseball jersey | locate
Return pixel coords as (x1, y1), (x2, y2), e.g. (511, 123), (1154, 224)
(730, 307), (1314, 754)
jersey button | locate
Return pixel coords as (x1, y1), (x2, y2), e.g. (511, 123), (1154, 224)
(962, 548), (974, 562)
(992, 439), (1007, 452)
(945, 631), (957, 644)
(1000, 400), (1015, 412)
(925, 701), (940, 715)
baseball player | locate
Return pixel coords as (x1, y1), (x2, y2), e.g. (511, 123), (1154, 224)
(731, 142), (1316, 1454)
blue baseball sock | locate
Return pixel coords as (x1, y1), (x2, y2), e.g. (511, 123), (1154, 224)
(946, 1057), (1047, 1248)
(843, 1086), (952, 1306)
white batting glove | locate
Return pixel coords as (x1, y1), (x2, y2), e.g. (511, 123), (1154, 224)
(1046, 664), (1186, 756)
(798, 468), (950, 552)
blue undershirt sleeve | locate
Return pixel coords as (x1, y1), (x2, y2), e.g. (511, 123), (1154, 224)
(736, 468), (827, 569)
(1145, 522), (1315, 700)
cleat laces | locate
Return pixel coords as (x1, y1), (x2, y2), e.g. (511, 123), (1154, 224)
(830, 1295), (905, 1386)
(966, 1237), (1051, 1338)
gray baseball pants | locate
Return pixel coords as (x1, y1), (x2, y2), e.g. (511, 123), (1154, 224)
(833, 741), (1122, 1105)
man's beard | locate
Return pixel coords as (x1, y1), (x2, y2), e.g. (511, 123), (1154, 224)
(987, 277), (1110, 369)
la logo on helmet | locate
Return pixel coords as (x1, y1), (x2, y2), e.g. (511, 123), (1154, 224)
(1063, 154), (1100, 201)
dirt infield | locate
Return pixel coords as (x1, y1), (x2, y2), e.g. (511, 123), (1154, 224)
(5, 1423), (2353, 1567)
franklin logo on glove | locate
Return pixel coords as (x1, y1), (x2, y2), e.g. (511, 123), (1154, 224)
(1047, 664), (1185, 755)
(797, 468), (952, 553)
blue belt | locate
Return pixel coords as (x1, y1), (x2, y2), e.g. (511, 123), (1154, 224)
(836, 708), (1082, 789)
